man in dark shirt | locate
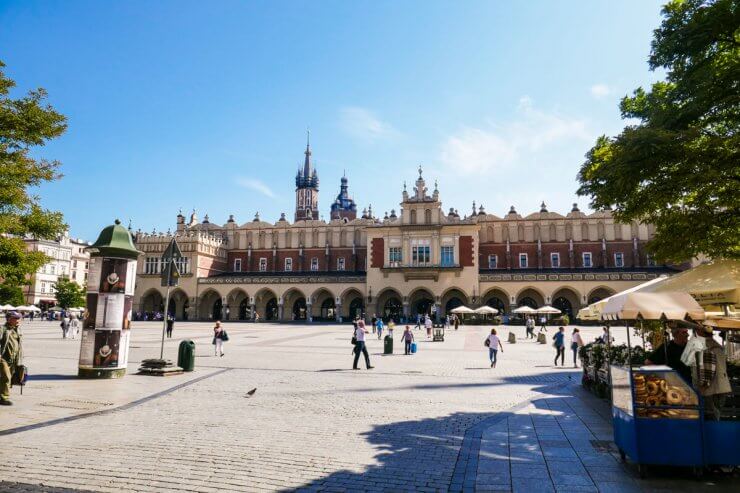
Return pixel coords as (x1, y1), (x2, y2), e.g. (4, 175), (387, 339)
(645, 326), (691, 381)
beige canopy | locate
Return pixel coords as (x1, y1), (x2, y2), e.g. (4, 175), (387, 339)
(512, 306), (537, 315)
(474, 305), (498, 315)
(450, 306), (475, 314)
(646, 259), (739, 307)
(535, 305), (561, 315)
(576, 276), (669, 320)
(601, 292), (706, 321)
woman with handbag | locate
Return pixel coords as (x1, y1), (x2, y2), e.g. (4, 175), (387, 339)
(213, 321), (227, 357)
(570, 328), (584, 368)
(485, 328), (504, 368)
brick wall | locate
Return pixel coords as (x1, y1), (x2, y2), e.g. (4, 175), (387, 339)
(370, 238), (384, 268)
(459, 236), (474, 267)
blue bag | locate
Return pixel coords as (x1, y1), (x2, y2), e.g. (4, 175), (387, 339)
(410, 342), (417, 354)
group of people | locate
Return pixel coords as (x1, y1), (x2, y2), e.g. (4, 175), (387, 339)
(60, 314), (81, 339)
(524, 316), (550, 339)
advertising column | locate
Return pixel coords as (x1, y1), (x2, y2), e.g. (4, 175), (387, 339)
(79, 220), (141, 379)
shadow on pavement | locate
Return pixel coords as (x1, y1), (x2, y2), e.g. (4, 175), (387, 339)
(28, 374), (78, 381)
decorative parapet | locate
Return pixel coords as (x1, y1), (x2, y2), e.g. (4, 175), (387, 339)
(199, 274), (366, 285)
(479, 272), (663, 283)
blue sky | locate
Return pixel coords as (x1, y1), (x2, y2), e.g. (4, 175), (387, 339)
(1, 0), (665, 241)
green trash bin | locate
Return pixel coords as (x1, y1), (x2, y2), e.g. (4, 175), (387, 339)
(383, 335), (393, 355)
(177, 340), (196, 371)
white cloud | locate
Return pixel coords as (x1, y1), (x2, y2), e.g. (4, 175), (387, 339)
(590, 84), (611, 98)
(339, 106), (399, 142)
(236, 178), (276, 198)
(439, 97), (591, 175)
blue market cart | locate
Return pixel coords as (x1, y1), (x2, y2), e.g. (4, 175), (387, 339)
(601, 292), (740, 476)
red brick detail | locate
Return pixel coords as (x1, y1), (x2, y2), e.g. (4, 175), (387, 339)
(370, 238), (384, 268)
(459, 236), (474, 267)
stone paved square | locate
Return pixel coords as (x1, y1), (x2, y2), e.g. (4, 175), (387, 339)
(0, 321), (737, 492)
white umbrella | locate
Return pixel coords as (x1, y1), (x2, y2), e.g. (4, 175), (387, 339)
(0, 304), (15, 310)
(28, 305), (41, 312)
(474, 305), (498, 314)
(577, 276), (669, 320)
(535, 305), (561, 315)
(512, 306), (537, 314)
(15, 305), (31, 311)
(601, 292), (705, 321)
(450, 306), (475, 314)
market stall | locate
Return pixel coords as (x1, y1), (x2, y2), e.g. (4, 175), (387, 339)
(601, 291), (739, 475)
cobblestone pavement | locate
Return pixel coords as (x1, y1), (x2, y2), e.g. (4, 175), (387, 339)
(0, 321), (736, 492)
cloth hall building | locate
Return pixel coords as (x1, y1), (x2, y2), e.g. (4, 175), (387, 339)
(132, 142), (674, 323)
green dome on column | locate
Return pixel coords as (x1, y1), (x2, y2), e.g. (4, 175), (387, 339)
(88, 219), (141, 259)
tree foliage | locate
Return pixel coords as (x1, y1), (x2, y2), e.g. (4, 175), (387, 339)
(0, 60), (67, 285)
(0, 284), (24, 306)
(577, 0), (740, 262)
(53, 276), (86, 309)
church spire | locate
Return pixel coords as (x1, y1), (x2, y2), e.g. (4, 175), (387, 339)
(303, 129), (312, 178)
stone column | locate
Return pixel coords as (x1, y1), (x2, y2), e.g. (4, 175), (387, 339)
(335, 302), (342, 322)
(221, 297), (228, 321)
(434, 302), (442, 324)
(306, 302), (313, 323)
(278, 301), (284, 321)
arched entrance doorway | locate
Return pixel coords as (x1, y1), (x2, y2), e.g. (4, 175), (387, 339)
(483, 288), (510, 315)
(516, 288), (544, 309)
(141, 290), (164, 317)
(518, 297), (538, 309)
(587, 287), (615, 305)
(445, 297), (463, 313)
(292, 298), (307, 320)
(265, 298), (278, 320)
(239, 298), (251, 320)
(552, 287), (581, 320)
(552, 297), (573, 319)
(212, 299), (223, 321)
(383, 298), (402, 321)
(349, 298), (364, 320)
(409, 289), (434, 317)
(320, 298), (336, 320)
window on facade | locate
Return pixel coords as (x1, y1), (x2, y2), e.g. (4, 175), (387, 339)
(614, 252), (624, 268)
(519, 253), (528, 268)
(145, 257), (161, 275)
(50, 265), (55, 274)
(41, 282), (46, 293)
(411, 241), (431, 266)
(583, 252), (593, 268)
(285, 258), (293, 272)
(85, 262), (89, 269)
(84, 273), (88, 281)
(488, 255), (498, 269)
(176, 257), (189, 275)
(389, 247), (402, 266)
(259, 258), (267, 272)
(646, 254), (657, 267)
(337, 257), (345, 271)
(73, 260), (77, 268)
(441, 246), (454, 266)
(425, 209), (432, 224)
(234, 259), (242, 272)
(551, 253), (560, 268)
(410, 210), (417, 224)
(311, 257), (319, 271)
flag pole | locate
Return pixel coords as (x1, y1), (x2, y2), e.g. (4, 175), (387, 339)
(161, 283), (171, 360)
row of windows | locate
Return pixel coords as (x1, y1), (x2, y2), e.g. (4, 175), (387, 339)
(388, 244), (457, 267)
(144, 257), (191, 275)
(234, 257), (347, 273)
(71, 260), (90, 270)
(487, 252), (655, 269)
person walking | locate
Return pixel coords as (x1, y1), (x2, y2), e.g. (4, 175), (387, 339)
(1, 311), (22, 406)
(454, 314), (459, 331)
(213, 321), (227, 357)
(371, 314), (377, 334)
(352, 319), (374, 370)
(525, 317), (533, 339)
(424, 315), (433, 338)
(376, 318), (383, 340)
(485, 328), (504, 368)
(166, 316), (174, 338)
(61, 315), (70, 339)
(415, 313), (422, 331)
(539, 315), (548, 333)
(571, 328), (584, 368)
(444, 315), (450, 331)
(402, 325), (414, 355)
(70, 314), (79, 339)
(553, 326), (565, 366)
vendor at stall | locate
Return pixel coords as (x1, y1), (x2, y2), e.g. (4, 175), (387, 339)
(644, 326), (691, 381)
(681, 325), (732, 421)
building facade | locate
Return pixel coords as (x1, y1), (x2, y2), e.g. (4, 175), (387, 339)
(23, 234), (91, 308)
(133, 144), (676, 322)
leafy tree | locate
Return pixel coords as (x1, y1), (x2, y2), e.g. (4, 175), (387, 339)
(0, 60), (67, 286)
(53, 276), (86, 309)
(577, 0), (740, 262)
(0, 284), (24, 306)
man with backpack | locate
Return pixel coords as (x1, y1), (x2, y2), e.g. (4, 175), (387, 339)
(1, 311), (23, 406)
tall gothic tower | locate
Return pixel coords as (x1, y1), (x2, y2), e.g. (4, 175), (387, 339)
(295, 133), (319, 221)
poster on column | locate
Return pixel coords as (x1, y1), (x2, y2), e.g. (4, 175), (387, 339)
(95, 293), (126, 330)
(93, 330), (121, 368)
(87, 257), (102, 294)
(78, 329), (96, 368)
(100, 258), (129, 293)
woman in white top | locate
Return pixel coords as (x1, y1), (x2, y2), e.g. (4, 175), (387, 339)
(571, 328), (584, 368)
(486, 328), (504, 368)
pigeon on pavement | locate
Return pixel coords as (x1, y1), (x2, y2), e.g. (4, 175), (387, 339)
(245, 388), (257, 398)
